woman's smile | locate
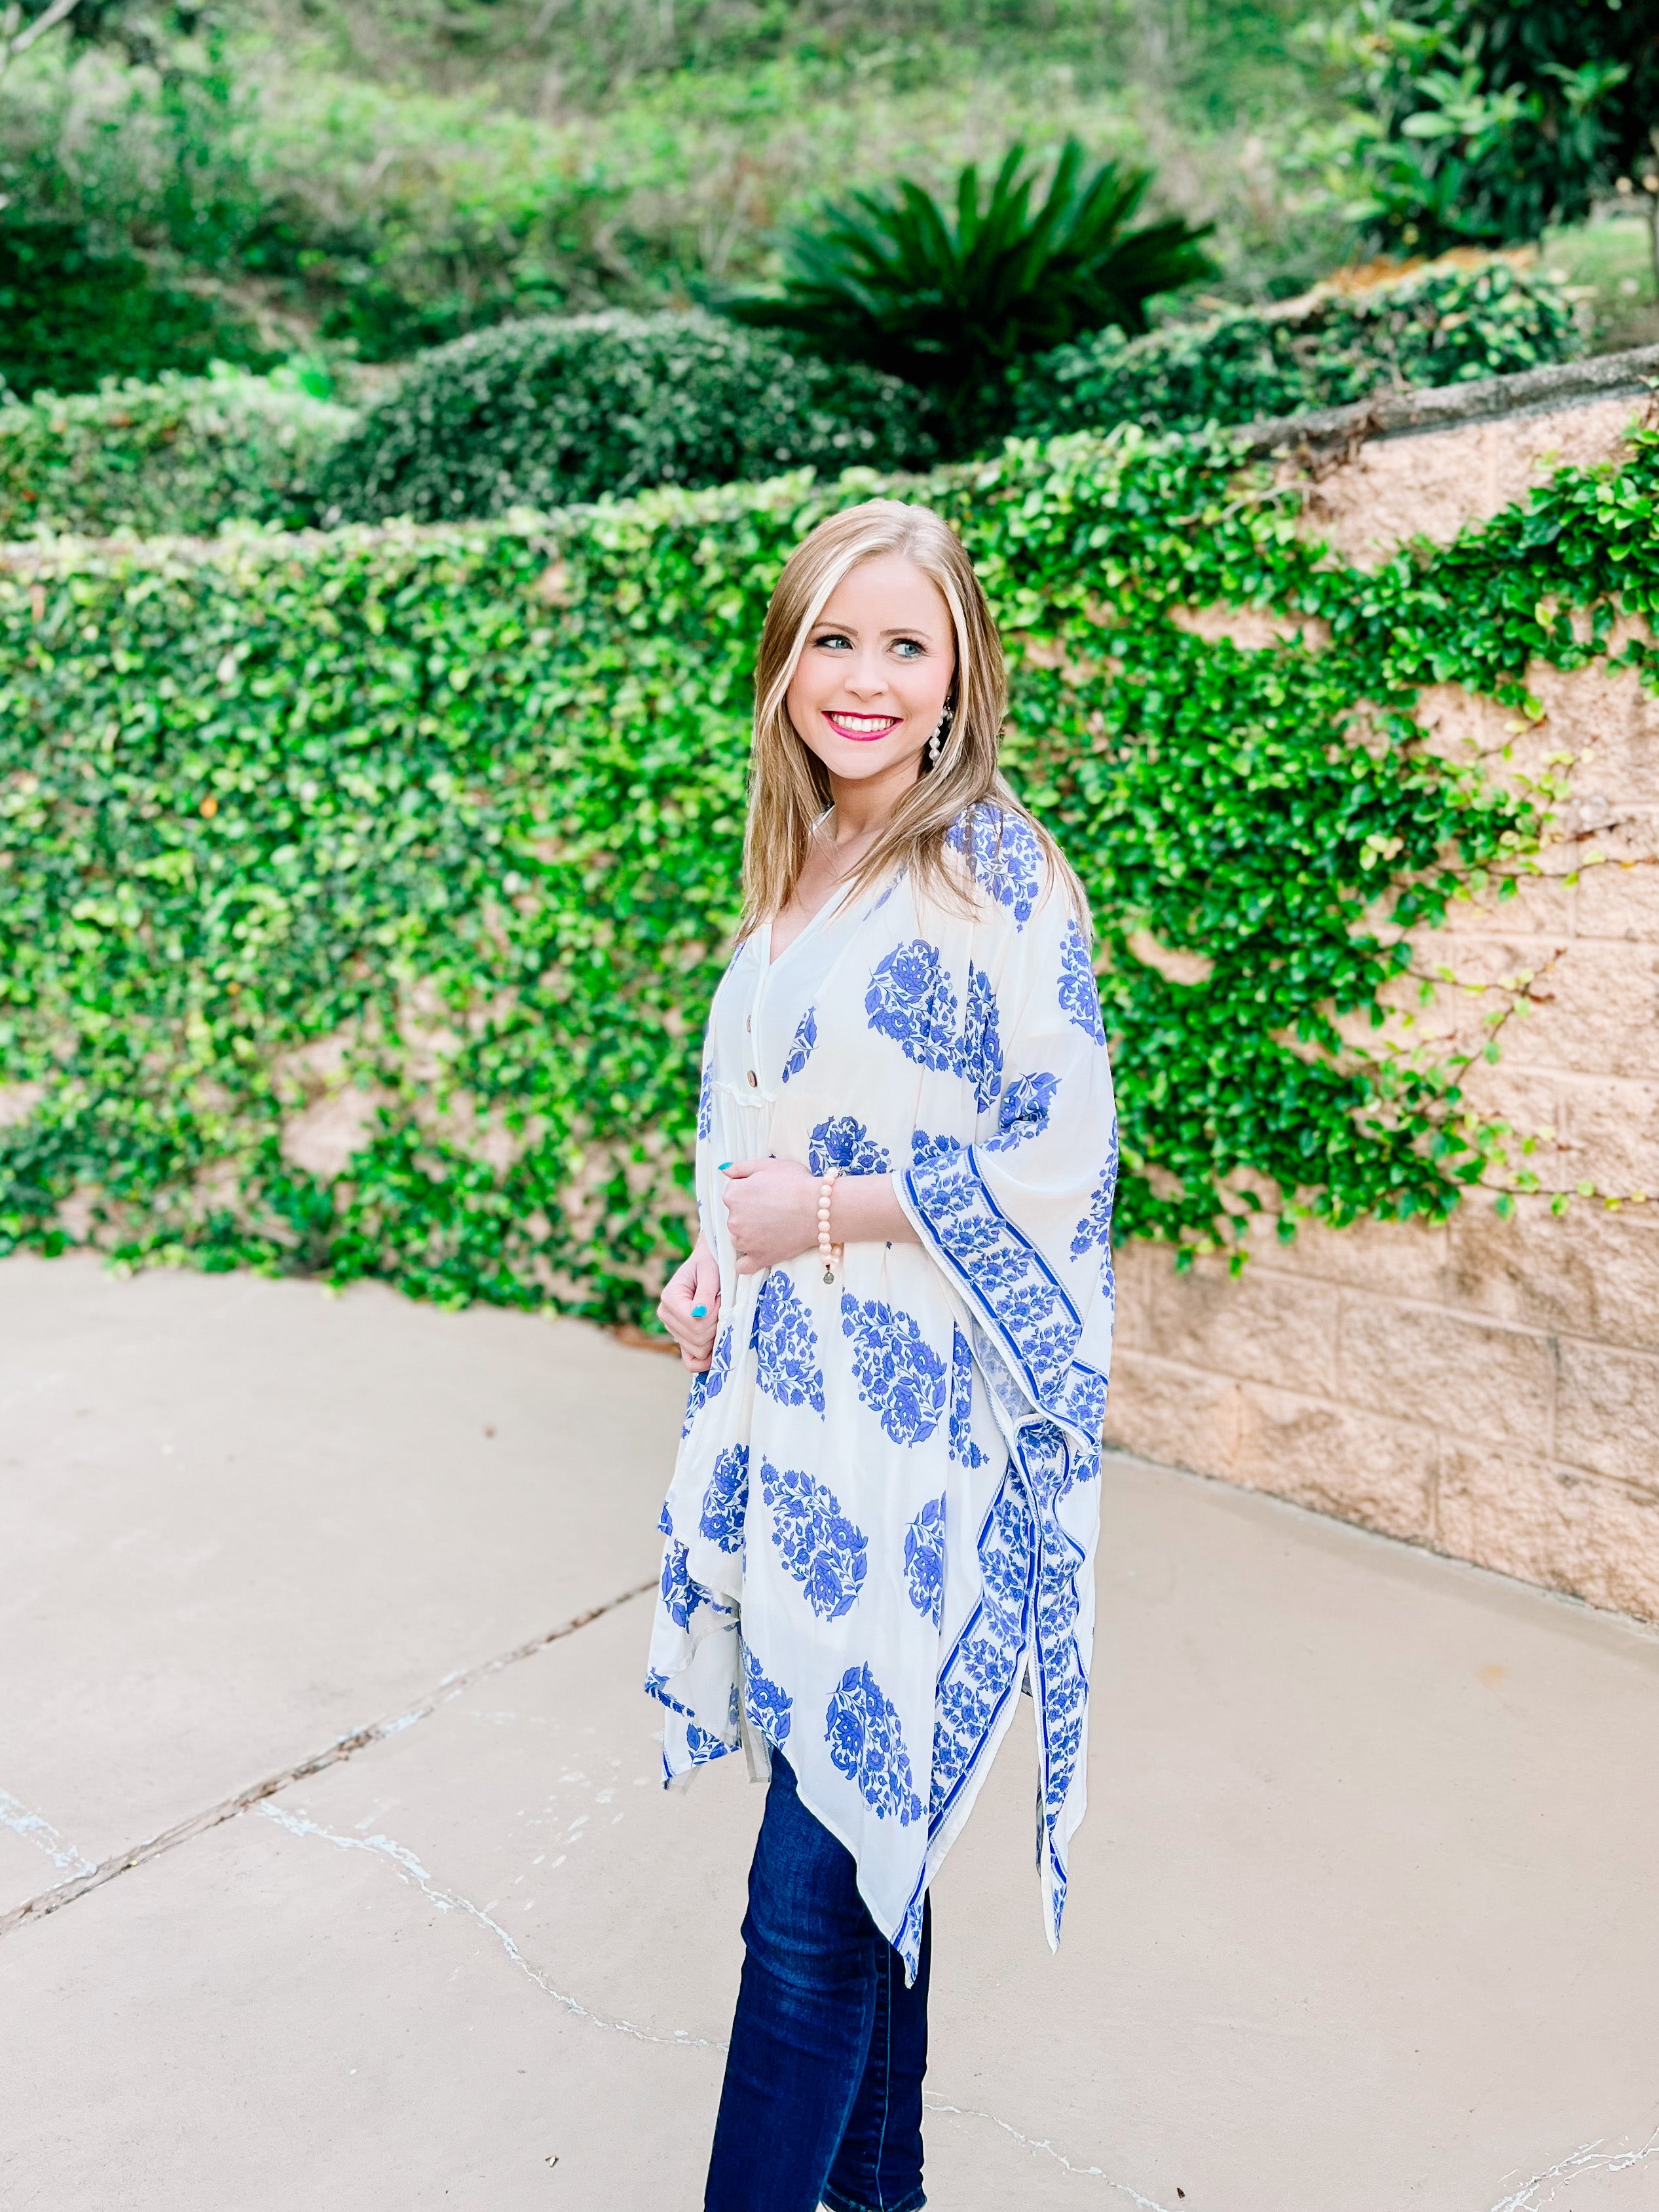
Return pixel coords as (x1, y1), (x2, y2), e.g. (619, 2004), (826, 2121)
(822, 709), (902, 741)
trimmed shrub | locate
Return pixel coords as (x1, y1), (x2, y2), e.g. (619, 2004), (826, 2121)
(0, 219), (278, 403)
(315, 310), (941, 523)
(0, 370), (360, 540)
(1012, 258), (1582, 438)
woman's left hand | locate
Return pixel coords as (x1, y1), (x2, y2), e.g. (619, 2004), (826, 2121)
(720, 1158), (819, 1276)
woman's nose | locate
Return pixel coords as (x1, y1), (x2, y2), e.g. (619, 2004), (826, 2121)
(844, 654), (891, 699)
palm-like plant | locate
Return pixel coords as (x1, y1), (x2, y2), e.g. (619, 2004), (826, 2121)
(723, 139), (1217, 447)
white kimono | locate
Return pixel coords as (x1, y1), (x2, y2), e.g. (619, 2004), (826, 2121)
(645, 805), (1117, 1978)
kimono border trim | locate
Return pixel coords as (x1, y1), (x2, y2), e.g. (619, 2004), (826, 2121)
(902, 1145), (1109, 1445)
(926, 1422), (1094, 1947)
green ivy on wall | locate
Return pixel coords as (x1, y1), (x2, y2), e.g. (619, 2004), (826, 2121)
(1, 420), (1652, 1319)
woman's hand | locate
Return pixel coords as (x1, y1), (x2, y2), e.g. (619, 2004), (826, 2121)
(656, 1235), (721, 1373)
(721, 1158), (819, 1277)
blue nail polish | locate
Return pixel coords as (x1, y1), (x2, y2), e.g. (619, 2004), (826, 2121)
(717, 1161), (732, 1171)
(690, 1304), (707, 1318)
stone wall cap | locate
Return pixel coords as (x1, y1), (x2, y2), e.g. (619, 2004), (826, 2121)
(1239, 344), (1659, 461)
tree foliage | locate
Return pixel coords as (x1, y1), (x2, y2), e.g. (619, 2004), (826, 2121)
(722, 138), (1217, 449)
(1307, 0), (1659, 251)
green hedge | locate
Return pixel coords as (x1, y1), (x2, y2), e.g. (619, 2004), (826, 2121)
(0, 370), (360, 540)
(0, 220), (279, 404)
(316, 310), (941, 524)
(1, 416), (1647, 1317)
(1014, 258), (1582, 437)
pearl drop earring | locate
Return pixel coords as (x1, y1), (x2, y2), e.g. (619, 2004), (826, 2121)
(927, 701), (955, 767)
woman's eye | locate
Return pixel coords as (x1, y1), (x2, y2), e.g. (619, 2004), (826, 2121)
(813, 631), (851, 651)
(892, 640), (923, 659)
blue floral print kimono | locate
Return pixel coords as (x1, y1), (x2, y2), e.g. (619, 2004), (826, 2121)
(646, 805), (1117, 1980)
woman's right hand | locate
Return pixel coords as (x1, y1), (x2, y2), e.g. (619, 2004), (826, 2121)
(656, 1234), (721, 1373)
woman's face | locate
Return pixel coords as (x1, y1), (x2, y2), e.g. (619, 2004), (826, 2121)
(785, 554), (955, 790)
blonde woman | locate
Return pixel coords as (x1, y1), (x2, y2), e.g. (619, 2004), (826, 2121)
(650, 498), (1117, 2212)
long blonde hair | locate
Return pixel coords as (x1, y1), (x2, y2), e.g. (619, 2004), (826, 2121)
(740, 498), (1088, 934)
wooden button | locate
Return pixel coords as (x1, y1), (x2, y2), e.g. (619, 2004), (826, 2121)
(746, 1070), (758, 1088)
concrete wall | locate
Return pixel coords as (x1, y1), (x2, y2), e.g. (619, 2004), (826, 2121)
(1105, 388), (1659, 1623)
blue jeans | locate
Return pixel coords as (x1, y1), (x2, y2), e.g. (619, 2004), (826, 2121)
(704, 1752), (929, 2212)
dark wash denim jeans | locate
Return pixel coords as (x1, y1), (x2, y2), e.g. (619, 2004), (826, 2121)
(703, 1751), (930, 2212)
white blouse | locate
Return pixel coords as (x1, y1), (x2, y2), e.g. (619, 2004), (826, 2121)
(646, 805), (1117, 1978)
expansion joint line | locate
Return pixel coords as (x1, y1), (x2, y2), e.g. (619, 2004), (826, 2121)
(0, 1576), (656, 1941)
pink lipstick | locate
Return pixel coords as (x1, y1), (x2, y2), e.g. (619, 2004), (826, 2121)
(823, 710), (901, 743)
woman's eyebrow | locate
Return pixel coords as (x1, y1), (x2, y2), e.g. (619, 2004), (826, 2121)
(809, 620), (939, 640)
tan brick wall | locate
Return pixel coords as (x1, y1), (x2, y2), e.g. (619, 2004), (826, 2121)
(1105, 393), (1659, 1622)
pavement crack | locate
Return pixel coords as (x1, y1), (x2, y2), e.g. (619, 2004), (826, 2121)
(1488, 2128), (1659, 2212)
(258, 1804), (724, 2050)
(922, 2098), (1172, 2204)
(0, 1576), (656, 1941)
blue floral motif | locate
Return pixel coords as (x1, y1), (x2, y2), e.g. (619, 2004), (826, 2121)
(808, 1115), (891, 1177)
(698, 1443), (749, 1554)
(986, 1071), (1059, 1152)
(752, 1274), (824, 1414)
(946, 805), (1044, 929)
(1058, 918), (1106, 1045)
(644, 1668), (705, 1729)
(948, 1327), (988, 1468)
(659, 1537), (732, 1631)
(705, 1324), (734, 1402)
(696, 1058), (715, 1139)
(961, 963), (1003, 1111)
(826, 1665), (924, 1824)
(1071, 1120), (1119, 1259)
(930, 1474), (1034, 1834)
(658, 1499), (673, 1536)
(911, 1128), (963, 1168)
(660, 1539), (696, 1629)
(865, 940), (959, 1071)
(683, 1718), (736, 1766)
(743, 1644), (793, 1745)
(1018, 1422), (1093, 1936)
(680, 1372), (706, 1437)
(896, 1885), (928, 1983)
(840, 1292), (947, 1446)
(904, 1496), (946, 1629)
(868, 943), (1001, 1108)
(782, 1006), (818, 1082)
(760, 1458), (868, 1619)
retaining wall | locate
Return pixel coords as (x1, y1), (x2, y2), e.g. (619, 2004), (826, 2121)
(1106, 371), (1659, 1621)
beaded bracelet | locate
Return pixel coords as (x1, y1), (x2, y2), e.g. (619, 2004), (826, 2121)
(817, 1165), (843, 1285)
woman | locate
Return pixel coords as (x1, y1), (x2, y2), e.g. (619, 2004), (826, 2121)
(649, 498), (1117, 2212)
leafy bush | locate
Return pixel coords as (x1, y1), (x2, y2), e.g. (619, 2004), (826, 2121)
(0, 218), (277, 401)
(1304, 0), (1659, 253)
(724, 138), (1216, 449)
(0, 368), (359, 538)
(1012, 255), (1581, 437)
(6, 408), (1635, 1314)
(314, 310), (940, 523)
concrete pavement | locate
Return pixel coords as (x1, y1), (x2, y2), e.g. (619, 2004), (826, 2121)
(3, 1253), (1658, 2211)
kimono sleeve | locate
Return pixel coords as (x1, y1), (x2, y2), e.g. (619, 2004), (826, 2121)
(897, 880), (1117, 1449)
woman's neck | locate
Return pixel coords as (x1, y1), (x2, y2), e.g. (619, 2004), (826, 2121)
(826, 760), (920, 848)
